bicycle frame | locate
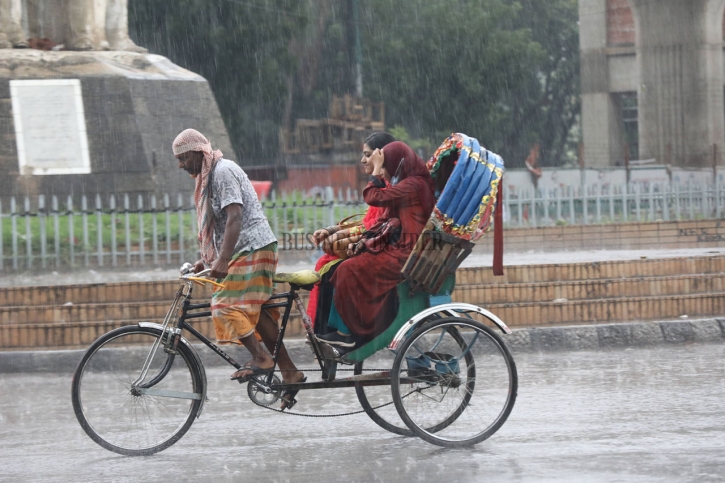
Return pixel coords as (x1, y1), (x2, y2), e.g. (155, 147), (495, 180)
(132, 277), (399, 397)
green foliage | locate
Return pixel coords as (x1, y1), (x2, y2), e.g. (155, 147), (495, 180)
(358, 0), (580, 167)
(129, 0), (580, 168)
(387, 126), (436, 156)
(1, 211), (198, 265)
(129, 0), (307, 163)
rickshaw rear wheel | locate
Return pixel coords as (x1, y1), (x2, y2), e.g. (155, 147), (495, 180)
(391, 316), (517, 447)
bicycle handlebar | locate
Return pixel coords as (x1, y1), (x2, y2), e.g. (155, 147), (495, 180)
(179, 264), (225, 289)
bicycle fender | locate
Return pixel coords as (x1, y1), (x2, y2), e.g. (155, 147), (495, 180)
(387, 303), (512, 351)
(138, 322), (208, 418)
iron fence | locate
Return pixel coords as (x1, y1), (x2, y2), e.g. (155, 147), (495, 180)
(1, 182), (722, 271)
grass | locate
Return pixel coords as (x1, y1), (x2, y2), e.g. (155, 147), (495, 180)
(262, 191), (367, 234)
(0, 191), (368, 267)
(0, 210), (198, 264)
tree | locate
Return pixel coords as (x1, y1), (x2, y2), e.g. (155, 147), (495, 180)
(129, 0), (581, 168)
(355, 0), (579, 167)
(129, 0), (306, 163)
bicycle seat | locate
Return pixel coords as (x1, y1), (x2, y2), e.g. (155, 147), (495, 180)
(273, 270), (320, 290)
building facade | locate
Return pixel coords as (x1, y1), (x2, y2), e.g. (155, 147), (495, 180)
(580, 0), (725, 168)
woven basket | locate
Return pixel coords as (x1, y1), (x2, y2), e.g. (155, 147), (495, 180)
(321, 213), (366, 259)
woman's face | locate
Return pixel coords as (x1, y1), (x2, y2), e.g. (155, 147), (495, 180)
(360, 143), (374, 175)
(380, 166), (391, 182)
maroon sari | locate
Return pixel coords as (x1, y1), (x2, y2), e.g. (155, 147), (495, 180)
(330, 142), (435, 340)
(306, 203), (387, 325)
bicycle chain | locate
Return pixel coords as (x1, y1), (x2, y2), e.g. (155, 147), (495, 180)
(247, 367), (403, 418)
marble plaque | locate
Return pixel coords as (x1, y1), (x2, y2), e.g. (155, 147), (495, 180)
(10, 79), (91, 175)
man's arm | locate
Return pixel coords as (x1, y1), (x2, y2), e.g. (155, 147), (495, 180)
(209, 203), (243, 278)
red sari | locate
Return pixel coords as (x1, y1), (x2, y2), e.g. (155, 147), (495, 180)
(330, 142), (435, 340)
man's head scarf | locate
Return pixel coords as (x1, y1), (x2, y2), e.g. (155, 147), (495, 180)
(172, 129), (223, 266)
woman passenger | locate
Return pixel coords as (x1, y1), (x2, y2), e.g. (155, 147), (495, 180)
(316, 141), (436, 348)
(307, 132), (396, 334)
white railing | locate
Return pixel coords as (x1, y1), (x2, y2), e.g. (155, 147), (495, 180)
(0, 183), (722, 271)
(503, 182), (724, 227)
(0, 189), (366, 271)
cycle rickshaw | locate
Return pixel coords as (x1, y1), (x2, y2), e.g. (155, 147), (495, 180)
(71, 134), (517, 456)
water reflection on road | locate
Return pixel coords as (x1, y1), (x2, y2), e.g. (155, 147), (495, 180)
(1, 344), (724, 482)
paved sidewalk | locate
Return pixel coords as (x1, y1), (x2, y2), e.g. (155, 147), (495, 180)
(2, 246), (724, 288)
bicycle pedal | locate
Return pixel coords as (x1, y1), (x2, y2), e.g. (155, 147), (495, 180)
(319, 342), (342, 360)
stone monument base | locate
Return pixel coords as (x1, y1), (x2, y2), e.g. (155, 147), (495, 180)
(0, 50), (233, 199)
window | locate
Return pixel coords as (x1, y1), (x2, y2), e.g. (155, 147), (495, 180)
(620, 92), (639, 161)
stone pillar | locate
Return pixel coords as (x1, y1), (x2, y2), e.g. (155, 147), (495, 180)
(103, 0), (145, 52)
(630, 0), (725, 167)
(0, 0), (28, 48)
(580, 0), (623, 167)
(68, 0), (94, 50)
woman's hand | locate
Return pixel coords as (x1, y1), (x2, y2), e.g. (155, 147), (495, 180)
(313, 228), (331, 245)
(347, 239), (365, 257)
(370, 148), (385, 177)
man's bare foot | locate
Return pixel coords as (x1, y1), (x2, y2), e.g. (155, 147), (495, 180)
(69, 38), (93, 51)
(280, 372), (306, 411)
(282, 370), (305, 385)
(231, 359), (274, 381)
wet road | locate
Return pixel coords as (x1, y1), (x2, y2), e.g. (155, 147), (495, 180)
(1, 344), (724, 483)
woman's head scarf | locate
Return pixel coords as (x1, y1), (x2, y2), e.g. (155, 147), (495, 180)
(382, 141), (436, 215)
(172, 129), (223, 266)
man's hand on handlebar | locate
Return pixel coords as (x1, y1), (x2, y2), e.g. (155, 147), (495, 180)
(189, 258), (228, 280)
(209, 256), (230, 279)
(192, 260), (205, 274)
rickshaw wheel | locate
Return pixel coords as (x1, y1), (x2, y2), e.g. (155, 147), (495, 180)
(355, 360), (413, 436)
(391, 316), (517, 447)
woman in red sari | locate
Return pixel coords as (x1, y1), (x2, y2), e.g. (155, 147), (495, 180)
(307, 132), (395, 334)
(317, 141), (436, 348)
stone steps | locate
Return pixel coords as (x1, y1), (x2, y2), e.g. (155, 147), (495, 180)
(3, 272), (723, 325)
(5, 256), (724, 307)
(456, 256), (725, 285)
(3, 291), (723, 350)
(468, 292), (725, 328)
(1, 254), (724, 349)
(0, 318), (217, 351)
(454, 273), (725, 304)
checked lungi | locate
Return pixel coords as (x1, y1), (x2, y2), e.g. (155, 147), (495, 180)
(211, 242), (280, 344)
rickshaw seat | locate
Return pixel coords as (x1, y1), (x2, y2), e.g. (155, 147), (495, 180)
(341, 275), (455, 363)
(273, 270), (320, 289)
(401, 133), (503, 295)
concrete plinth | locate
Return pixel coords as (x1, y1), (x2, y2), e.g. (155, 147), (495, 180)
(630, 0), (725, 167)
(0, 50), (233, 199)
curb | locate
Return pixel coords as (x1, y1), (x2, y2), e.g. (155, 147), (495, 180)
(503, 317), (725, 352)
(1, 318), (723, 374)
